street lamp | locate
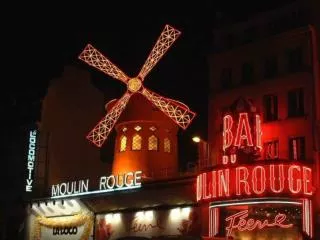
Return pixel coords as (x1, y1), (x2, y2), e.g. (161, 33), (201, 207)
(192, 136), (201, 143)
(192, 136), (210, 170)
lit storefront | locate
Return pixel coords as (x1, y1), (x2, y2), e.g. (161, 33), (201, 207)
(95, 206), (201, 240)
(26, 174), (201, 240)
(26, 199), (94, 240)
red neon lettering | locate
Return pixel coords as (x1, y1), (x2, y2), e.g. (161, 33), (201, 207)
(196, 176), (202, 201)
(234, 113), (253, 147)
(255, 114), (262, 149)
(130, 217), (163, 232)
(236, 167), (250, 196)
(211, 171), (217, 198)
(222, 155), (228, 165)
(230, 154), (237, 164)
(303, 167), (313, 195)
(225, 210), (293, 237)
(270, 164), (285, 193)
(196, 164), (313, 202)
(252, 166), (266, 195)
(223, 115), (233, 151)
(203, 173), (211, 199)
(218, 169), (230, 197)
(288, 166), (302, 194)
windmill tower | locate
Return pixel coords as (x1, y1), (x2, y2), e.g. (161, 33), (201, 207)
(79, 25), (196, 178)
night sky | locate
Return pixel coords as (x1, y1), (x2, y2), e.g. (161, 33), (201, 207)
(3, 0), (295, 230)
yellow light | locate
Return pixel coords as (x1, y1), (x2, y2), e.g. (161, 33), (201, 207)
(113, 213), (121, 223)
(145, 211), (153, 221)
(170, 208), (181, 221)
(136, 211), (144, 220)
(127, 78), (142, 92)
(105, 214), (113, 223)
(192, 136), (201, 143)
(181, 207), (191, 218)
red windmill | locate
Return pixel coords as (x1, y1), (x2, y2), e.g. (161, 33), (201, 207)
(79, 24), (196, 147)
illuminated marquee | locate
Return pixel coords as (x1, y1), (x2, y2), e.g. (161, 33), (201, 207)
(25, 130), (37, 192)
(197, 164), (313, 201)
(51, 171), (142, 199)
(197, 109), (314, 201)
(202, 103), (315, 238)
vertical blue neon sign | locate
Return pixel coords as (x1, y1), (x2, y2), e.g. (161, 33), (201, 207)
(25, 130), (37, 192)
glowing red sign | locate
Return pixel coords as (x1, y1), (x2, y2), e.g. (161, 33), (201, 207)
(225, 210), (293, 237)
(196, 164), (313, 201)
(223, 113), (262, 152)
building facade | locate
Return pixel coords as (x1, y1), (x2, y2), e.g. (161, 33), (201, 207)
(23, 1), (319, 240)
(206, 0), (320, 239)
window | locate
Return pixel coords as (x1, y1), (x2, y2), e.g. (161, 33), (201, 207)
(289, 137), (305, 160)
(286, 46), (303, 72)
(268, 20), (278, 35)
(242, 27), (256, 44)
(149, 126), (157, 131)
(120, 135), (127, 152)
(264, 140), (279, 160)
(134, 126), (142, 131)
(263, 95), (278, 121)
(288, 88), (304, 117)
(264, 55), (278, 79)
(241, 62), (254, 85)
(164, 138), (171, 153)
(220, 68), (232, 90)
(148, 135), (158, 151)
(132, 134), (142, 150)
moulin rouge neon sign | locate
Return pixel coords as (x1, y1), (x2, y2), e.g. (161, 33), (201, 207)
(197, 164), (313, 201)
(225, 210), (293, 237)
(201, 105), (314, 238)
(51, 171), (142, 199)
(196, 111), (314, 201)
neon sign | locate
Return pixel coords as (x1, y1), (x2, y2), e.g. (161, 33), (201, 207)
(223, 113), (262, 152)
(221, 112), (263, 166)
(25, 130), (37, 192)
(51, 171), (142, 199)
(225, 210), (293, 237)
(203, 102), (314, 238)
(196, 164), (313, 201)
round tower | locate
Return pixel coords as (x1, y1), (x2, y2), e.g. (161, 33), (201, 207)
(106, 94), (179, 179)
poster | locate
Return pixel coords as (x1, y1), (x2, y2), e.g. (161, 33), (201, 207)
(95, 207), (201, 240)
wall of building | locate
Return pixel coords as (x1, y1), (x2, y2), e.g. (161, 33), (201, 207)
(36, 65), (110, 195)
(208, 28), (314, 165)
(111, 94), (179, 178)
(208, 2), (320, 238)
(95, 206), (201, 240)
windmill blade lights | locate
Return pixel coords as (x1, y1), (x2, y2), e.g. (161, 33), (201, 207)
(79, 24), (196, 147)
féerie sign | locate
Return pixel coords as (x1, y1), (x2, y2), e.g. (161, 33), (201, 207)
(51, 171), (142, 198)
(225, 210), (293, 237)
